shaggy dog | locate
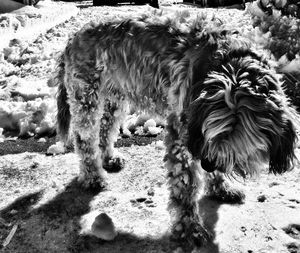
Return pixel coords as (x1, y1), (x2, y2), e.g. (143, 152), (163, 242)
(54, 13), (299, 250)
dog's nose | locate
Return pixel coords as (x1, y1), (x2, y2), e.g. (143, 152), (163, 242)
(201, 158), (217, 172)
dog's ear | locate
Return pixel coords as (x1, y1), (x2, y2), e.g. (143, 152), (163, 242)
(269, 118), (297, 174)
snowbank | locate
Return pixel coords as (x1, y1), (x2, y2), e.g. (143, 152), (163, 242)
(0, 0), (78, 50)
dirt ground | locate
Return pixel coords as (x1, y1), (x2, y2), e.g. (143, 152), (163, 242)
(0, 137), (300, 253)
(1, 1), (300, 253)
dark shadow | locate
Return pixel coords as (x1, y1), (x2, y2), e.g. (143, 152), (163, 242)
(0, 191), (44, 221)
(34, 179), (102, 219)
(0, 179), (104, 252)
(0, 178), (177, 252)
(0, 134), (163, 156)
(76, 2), (93, 8)
(0, 179), (226, 252)
(0, 136), (57, 156)
(71, 233), (173, 253)
(0, 178), (175, 252)
(197, 196), (222, 253)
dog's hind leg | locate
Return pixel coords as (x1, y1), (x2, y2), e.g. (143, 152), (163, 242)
(204, 171), (245, 204)
(164, 112), (211, 250)
(99, 98), (127, 173)
(66, 75), (107, 190)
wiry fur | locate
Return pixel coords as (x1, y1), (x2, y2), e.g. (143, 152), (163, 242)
(54, 13), (298, 250)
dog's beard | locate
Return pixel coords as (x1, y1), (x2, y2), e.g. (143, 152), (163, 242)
(201, 112), (270, 177)
(188, 60), (296, 177)
(200, 93), (271, 177)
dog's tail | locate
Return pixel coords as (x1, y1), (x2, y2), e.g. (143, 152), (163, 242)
(55, 54), (71, 144)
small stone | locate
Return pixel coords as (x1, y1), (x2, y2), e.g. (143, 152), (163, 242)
(144, 199), (153, 204)
(10, 209), (18, 215)
(91, 213), (117, 241)
(241, 226), (247, 233)
(136, 197), (147, 203)
(37, 138), (46, 143)
(147, 188), (155, 196)
(269, 182), (279, 187)
(257, 195), (267, 202)
(52, 181), (57, 188)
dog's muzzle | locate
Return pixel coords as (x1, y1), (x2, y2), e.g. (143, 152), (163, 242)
(200, 157), (224, 173)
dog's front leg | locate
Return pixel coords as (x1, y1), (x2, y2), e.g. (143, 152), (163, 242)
(67, 76), (107, 190)
(164, 112), (211, 250)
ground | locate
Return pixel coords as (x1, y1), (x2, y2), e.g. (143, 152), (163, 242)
(0, 1), (300, 253)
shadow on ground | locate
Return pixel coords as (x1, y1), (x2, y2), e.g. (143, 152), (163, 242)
(0, 179), (103, 252)
(197, 196), (221, 253)
(0, 135), (163, 156)
(0, 179), (224, 253)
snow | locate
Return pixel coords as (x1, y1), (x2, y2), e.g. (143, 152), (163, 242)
(46, 141), (65, 155)
(281, 57), (300, 74)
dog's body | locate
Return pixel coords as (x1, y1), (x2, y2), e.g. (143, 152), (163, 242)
(55, 13), (298, 250)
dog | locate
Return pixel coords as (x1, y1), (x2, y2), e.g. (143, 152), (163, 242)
(54, 12), (299, 250)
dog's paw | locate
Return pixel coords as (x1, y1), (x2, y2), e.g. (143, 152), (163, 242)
(103, 155), (125, 173)
(172, 220), (212, 249)
(207, 183), (245, 204)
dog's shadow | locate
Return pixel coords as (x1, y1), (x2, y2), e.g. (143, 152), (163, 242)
(197, 196), (223, 253)
(0, 179), (172, 252)
(0, 180), (222, 253)
(0, 179), (104, 252)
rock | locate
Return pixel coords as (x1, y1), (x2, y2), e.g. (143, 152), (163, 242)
(240, 226), (247, 233)
(257, 194), (267, 202)
(9, 209), (18, 215)
(136, 197), (147, 202)
(51, 181), (57, 188)
(91, 213), (117, 241)
(269, 182), (280, 187)
(144, 199), (153, 204)
(147, 188), (155, 196)
(37, 137), (46, 143)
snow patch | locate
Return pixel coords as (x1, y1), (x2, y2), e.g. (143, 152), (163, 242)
(46, 141), (65, 155)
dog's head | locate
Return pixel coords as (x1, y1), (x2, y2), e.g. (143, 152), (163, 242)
(187, 37), (298, 177)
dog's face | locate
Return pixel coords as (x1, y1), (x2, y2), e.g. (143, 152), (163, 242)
(188, 47), (298, 177)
